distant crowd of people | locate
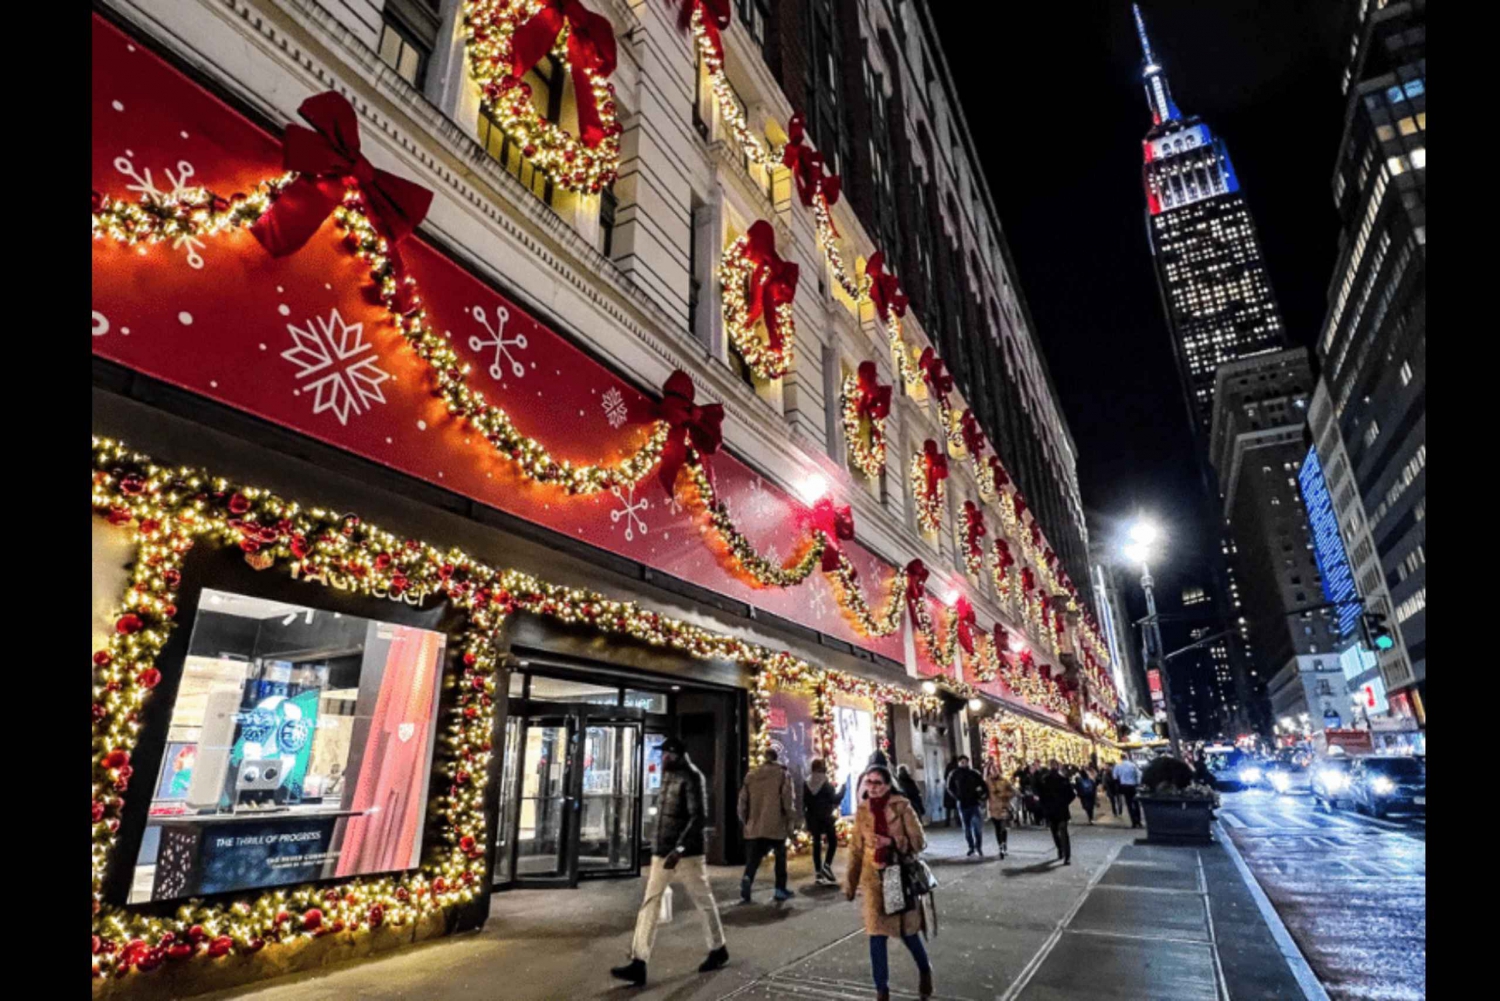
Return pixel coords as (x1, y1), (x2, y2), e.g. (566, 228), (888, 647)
(612, 741), (1147, 997)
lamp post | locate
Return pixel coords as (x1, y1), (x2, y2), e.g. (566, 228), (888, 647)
(1125, 520), (1183, 759)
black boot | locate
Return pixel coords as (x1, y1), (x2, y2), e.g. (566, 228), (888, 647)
(610, 959), (647, 986)
(699, 945), (729, 972)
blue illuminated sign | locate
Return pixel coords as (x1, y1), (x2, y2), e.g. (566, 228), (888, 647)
(1298, 446), (1359, 638)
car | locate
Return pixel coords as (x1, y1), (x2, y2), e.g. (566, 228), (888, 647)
(1205, 748), (1259, 790)
(1310, 757), (1354, 809)
(1348, 755), (1426, 818)
(1266, 758), (1310, 795)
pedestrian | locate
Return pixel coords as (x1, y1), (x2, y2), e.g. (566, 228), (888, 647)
(1021, 765), (1043, 827)
(739, 748), (797, 903)
(946, 755), (988, 857)
(1081, 767), (1101, 823)
(857, 749), (897, 803)
(844, 766), (934, 1001)
(611, 738), (727, 987)
(1104, 764), (1123, 817)
(804, 757), (843, 887)
(984, 760), (1014, 858)
(895, 763), (926, 820)
(1038, 758), (1076, 865)
(1113, 756), (1143, 829)
(942, 759), (959, 828)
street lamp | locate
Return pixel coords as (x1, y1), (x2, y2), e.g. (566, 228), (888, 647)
(1124, 517), (1182, 758)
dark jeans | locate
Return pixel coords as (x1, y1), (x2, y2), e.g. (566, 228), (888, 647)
(1080, 793), (1097, 822)
(1122, 785), (1141, 827)
(1108, 787), (1123, 815)
(742, 837), (787, 893)
(1048, 815), (1071, 861)
(991, 817), (1008, 852)
(959, 803), (985, 852)
(869, 933), (931, 993)
(809, 824), (837, 873)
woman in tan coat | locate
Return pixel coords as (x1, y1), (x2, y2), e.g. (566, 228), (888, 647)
(844, 766), (933, 1001)
(984, 761), (1015, 859)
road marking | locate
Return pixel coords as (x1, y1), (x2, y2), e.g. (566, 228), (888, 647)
(1197, 851), (1231, 1001)
(995, 839), (1126, 1001)
(1215, 820), (1332, 1001)
(1220, 811), (1245, 828)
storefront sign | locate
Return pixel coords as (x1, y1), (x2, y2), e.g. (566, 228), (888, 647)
(89, 15), (905, 663)
(1322, 728), (1373, 754)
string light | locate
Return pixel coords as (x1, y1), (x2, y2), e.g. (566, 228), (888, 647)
(718, 229), (796, 381)
(839, 373), (887, 479)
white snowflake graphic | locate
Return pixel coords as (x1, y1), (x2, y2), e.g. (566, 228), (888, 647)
(763, 543), (782, 567)
(114, 151), (208, 269)
(93, 311), (110, 337)
(601, 387), (629, 428)
(467, 304), (527, 381)
(609, 484), (650, 543)
(664, 493), (685, 517)
(746, 476), (777, 518)
(281, 309), (391, 425)
(807, 580), (832, 619)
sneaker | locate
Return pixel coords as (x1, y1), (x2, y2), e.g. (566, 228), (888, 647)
(815, 871), (835, 886)
(820, 864), (836, 882)
(698, 946), (729, 972)
(610, 959), (647, 986)
(773, 888), (795, 902)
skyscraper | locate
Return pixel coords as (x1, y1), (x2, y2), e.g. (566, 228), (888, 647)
(1134, 4), (1288, 438)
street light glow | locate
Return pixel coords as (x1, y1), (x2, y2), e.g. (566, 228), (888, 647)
(1123, 542), (1148, 565)
(795, 472), (828, 504)
(1128, 521), (1159, 545)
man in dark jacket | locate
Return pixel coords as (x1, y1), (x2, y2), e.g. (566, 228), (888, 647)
(612, 739), (728, 986)
(946, 755), (989, 856)
(803, 757), (842, 885)
(1037, 759), (1076, 865)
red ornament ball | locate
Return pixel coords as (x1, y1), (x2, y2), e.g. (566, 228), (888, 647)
(115, 614), (144, 635)
(301, 908), (323, 930)
(135, 668), (162, 689)
(101, 749), (130, 770)
(228, 493), (252, 514)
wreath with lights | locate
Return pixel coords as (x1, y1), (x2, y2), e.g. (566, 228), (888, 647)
(910, 446), (946, 536)
(718, 223), (798, 382)
(959, 501), (987, 579)
(462, 0), (623, 195)
(839, 369), (889, 480)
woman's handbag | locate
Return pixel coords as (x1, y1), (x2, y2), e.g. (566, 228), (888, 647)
(881, 861), (911, 915)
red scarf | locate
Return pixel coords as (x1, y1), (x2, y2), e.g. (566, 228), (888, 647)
(869, 793), (893, 866)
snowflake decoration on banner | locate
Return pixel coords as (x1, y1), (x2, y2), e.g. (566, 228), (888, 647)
(601, 387), (629, 428)
(609, 484), (650, 542)
(282, 309), (391, 425)
(113, 152), (208, 268)
(664, 492), (685, 517)
(746, 476), (777, 518)
(467, 304), (527, 381)
(763, 543), (782, 567)
(807, 578), (832, 619)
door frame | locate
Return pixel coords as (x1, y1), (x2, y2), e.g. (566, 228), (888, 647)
(502, 701), (645, 889)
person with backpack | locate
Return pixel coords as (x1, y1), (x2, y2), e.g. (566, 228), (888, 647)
(1074, 766), (1099, 824)
(804, 757), (842, 886)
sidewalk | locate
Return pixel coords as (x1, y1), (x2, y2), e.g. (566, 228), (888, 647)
(194, 803), (1312, 1001)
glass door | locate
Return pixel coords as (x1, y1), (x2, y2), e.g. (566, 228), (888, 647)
(513, 717), (574, 883)
(576, 721), (642, 877)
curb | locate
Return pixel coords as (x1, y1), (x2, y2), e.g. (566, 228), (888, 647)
(1213, 820), (1332, 1001)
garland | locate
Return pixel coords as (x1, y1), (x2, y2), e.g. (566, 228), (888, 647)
(90, 436), (938, 978)
(911, 440), (947, 535)
(960, 500), (986, 579)
(719, 222), (798, 381)
(462, 0), (622, 195)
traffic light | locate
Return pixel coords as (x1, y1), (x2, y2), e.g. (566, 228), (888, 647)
(1361, 612), (1395, 652)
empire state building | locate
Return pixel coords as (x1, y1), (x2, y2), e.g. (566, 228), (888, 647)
(1134, 4), (1287, 438)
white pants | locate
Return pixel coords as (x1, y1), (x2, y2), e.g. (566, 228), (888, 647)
(630, 854), (726, 962)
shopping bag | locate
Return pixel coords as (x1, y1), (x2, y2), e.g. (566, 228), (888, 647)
(658, 886), (674, 924)
(881, 863), (913, 915)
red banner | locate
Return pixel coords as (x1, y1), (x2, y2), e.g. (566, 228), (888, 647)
(89, 15), (903, 660)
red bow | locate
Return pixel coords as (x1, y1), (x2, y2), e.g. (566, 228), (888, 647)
(1019, 649), (1035, 672)
(904, 559), (929, 623)
(808, 497), (855, 572)
(993, 539), (1014, 570)
(921, 440), (949, 495)
(1013, 493), (1028, 521)
(253, 91), (434, 259)
(1021, 567), (1036, 593)
(960, 410), (988, 459)
(782, 114), (843, 215)
(963, 501), (987, 546)
(865, 251), (908, 321)
(993, 623), (1010, 655)
(741, 221), (800, 356)
(1030, 522), (1043, 550)
(989, 456), (1010, 489)
(918, 348), (953, 398)
(954, 596), (977, 655)
(650, 370), (724, 495)
(1039, 663), (1053, 682)
(671, 0), (730, 60)
(854, 361), (892, 421)
(1045, 548), (1059, 572)
(509, 0), (618, 149)
(1039, 594), (1051, 620)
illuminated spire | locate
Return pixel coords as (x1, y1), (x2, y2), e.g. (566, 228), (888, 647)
(1133, 4), (1181, 125)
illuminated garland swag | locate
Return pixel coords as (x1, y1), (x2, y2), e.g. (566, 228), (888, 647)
(90, 437), (940, 976)
(90, 84), (1116, 712)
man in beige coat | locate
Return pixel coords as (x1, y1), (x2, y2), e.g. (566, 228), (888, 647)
(738, 749), (798, 902)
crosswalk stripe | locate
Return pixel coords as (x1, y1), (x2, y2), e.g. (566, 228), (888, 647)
(1220, 811), (1245, 828)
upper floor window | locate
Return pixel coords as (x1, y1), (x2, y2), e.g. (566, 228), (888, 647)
(806, 0), (850, 177)
(736, 0), (770, 51)
(864, 58), (900, 262)
(477, 55), (564, 206)
(379, 1), (441, 89)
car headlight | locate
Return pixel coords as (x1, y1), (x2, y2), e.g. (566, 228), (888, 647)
(1372, 776), (1396, 795)
(1317, 770), (1346, 791)
(1240, 767), (1262, 784)
(1270, 772), (1290, 792)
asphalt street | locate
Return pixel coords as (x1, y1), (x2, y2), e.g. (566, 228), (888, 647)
(1217, 788), (1425, 1001)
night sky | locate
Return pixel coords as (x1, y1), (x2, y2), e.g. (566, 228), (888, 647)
(934, 0), (1346, 607)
